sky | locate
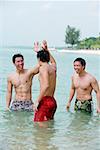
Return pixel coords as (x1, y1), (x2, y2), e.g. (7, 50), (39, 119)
(0, 0), (99, 47)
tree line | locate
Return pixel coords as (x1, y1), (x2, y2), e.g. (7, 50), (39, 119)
(65, 25), (100, 50)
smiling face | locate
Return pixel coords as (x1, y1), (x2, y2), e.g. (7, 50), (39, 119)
(14, 57), (24, 71)
(73, 61), (85, 74)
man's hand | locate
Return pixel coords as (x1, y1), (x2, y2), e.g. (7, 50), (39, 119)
(41, 40), (48, 51)
(33, 101), (39, 111)
(97, 107), (100, 113)
(34, 41), (39, 52)
(6, 107), (11, 111)
(66, 102), (71, 111)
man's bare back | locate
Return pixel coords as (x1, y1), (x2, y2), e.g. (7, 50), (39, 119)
(39, 63), (56, 97)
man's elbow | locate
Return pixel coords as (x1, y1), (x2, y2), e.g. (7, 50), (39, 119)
(52, 61), (56, 66)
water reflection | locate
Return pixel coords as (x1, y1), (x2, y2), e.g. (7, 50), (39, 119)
(0, 111), (59, 150)
(63, 112), (100, 150)
(33, 121), (58, 150)
(0, 111), (35, 150)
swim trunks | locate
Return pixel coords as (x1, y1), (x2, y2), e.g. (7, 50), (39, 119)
(34, 96), (57, 122)
(10, 100), (33, 111)
(74, 99), (93, 113)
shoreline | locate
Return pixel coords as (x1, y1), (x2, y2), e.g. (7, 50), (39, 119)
(1, 47), (100, 55)
(56, 49), (100, 55)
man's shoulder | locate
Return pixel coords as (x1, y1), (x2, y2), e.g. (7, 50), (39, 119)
(7, 72), (16, 81)
(87, 72), (95, 79)
(85, 72), (97, 83)
(72, 73), (77, 78)
(8, 72), (15, 77)
(39, 64), (49, 73)
(40, 65), (47, 70)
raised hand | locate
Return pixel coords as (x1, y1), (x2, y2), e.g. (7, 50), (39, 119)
(34, 41), (39, 52)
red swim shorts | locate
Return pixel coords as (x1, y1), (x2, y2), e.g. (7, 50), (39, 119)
(34, 96), (57, 122)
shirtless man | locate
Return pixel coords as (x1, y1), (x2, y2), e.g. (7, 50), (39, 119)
(66, 57), (100, 113)
(6, 53), (39, 111)
(33, 49), (57, 122)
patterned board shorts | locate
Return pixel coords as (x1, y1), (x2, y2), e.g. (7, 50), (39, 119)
(10, 100), (33, 111)
(74, 99), (93, 113)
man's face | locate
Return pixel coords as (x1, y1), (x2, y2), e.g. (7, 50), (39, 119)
(74, 61), (84, 74)
(14, 57), (24, 71)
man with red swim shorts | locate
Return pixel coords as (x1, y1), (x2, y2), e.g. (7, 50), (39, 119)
(33, 40), (57, 122)
(34, 96), (57, 121)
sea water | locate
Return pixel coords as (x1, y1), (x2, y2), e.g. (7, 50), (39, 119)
(0, 48), (100, 150)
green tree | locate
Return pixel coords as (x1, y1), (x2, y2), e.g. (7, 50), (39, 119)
(77, 37), (100, 49)
(65, 25), (80, 48)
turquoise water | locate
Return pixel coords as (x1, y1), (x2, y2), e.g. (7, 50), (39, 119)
(0, 48), (100, 150)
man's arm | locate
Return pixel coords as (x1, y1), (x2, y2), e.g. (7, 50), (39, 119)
(91, 77), (100, 113)
(6, 77), (13, 109)
(66, 77), (75, 111)
(28, 63), (40, 76)
(49, 51), (56, 67)
(98, 81), (100, 90)
(42, 41), (56, 67)
(34, 66), (49, 111)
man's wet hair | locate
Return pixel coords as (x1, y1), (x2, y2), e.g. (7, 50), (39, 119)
(37, 50), (50, 63)
(74, 57), (86, 69)
(12, 53), (24, 63)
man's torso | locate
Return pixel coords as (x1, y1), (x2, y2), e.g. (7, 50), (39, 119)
(73, 72), (93, 101)
(10, 69), (33, 100)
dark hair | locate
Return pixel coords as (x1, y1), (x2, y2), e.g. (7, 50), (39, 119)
(37, 50), (50, 63)
(74, 57), (86, 69)
(12, 53), (24, 63)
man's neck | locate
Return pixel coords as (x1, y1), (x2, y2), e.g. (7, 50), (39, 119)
(16, 69), (24, 74)
(79, 70), (86, 77)
(40, 62), (48, 66)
